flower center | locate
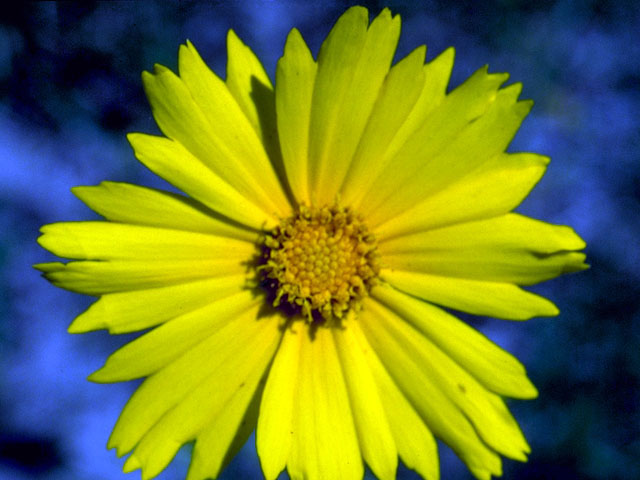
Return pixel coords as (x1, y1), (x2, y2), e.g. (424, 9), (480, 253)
(259, 204), (380, 323)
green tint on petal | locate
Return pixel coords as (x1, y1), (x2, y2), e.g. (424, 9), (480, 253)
(340, 45), (426, 206)
(372, 283), (539, 398)
(88, 291), (260, 382)
(257, 325), (303, 480)
(381, 269), (558, 320)
(380, 213), (588, 285)
(128, 133), (277, 229)
(69, 274), (248, 334)
(359, 301), (503, 480)
(308, 7), (400, 205)
(334, 320), (398, 480)
(276, 28), (317, 205)
(72, 182), (257, 241)
(351, 321), (439, 480)
(374, 152), (549, 240)
(287, 324), (363, 480)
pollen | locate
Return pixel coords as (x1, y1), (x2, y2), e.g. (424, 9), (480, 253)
(259, 204), (380, 323)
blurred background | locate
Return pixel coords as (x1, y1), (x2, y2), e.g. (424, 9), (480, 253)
(1, 1), (638, 479)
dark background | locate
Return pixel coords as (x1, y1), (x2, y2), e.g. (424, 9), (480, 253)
(1, 1), (638, 479)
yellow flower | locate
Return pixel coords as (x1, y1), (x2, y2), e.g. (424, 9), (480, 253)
(36, 6), (587, 480)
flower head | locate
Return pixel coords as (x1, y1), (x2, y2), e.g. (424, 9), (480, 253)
(36, 6), (587, 480)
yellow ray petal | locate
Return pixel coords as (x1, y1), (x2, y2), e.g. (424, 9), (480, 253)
(367, 83), (531, 226)
(89, 291), (260, 382)
(123, 310), (279, 480)
(186, 372), (265, 480)
(351, 321), (439, 480)
(346, 47), (454, 209)
(373, 283), (539, 398)
(257, 324), (303, 480)
(359, 300), (503, 480)
(72, 182), (257, 241)
(108, 306), (279, 459)
(340, 45), (426, 205)
(381, 270), (558, 321)
(363, 298), (531, 463)
(357, 65), (509, 219)
(178, 41), (290, 215)
(69, 274), (248, 333)
(380, 213), (588, 285)
(225, 31), (291, 207)
(308, 7), (400, 205)
(276, 28), (317, 205)
(225, 30), (273, 142)
(141, 62), (289, 220)
(128, 132), (277, 229)
(38, 221), (254, 262)
(34, 258), (246, 295)
(333, 321), (397, 480)
(374, 152), (549, 240)
(287, 324), (363, 480)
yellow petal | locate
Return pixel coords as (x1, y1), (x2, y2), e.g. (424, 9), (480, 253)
(357, 65), (509, 220)
(257, 325), (303, 480)
(380, 213), (588, 285)
(128, 132), (277, 229)
(225, 30), (273, 141)
(72, 182), (257, 242)
(352, 321), (439, 480)
(287, 324), (363, 480)
(69, 274), (248, 333)
(178, 41), (290, 215)
(225, 31), (290, 207)
(373, 283), (539, 398)
(374, 152), (549, 240)
(38, 222), (254, 262)
(35, 259), (245, 295)
(276, 28), (317, 205)
(364, 298), (531, 462)
(367, 83), (532, 226)
(108, 307), (279, 464)
(308, 7), (400, 205)
(340, 45), (426, 205)
(381, 270), (558, 320)
(89, 291), (260, 382)
(141, 62), (288, 220)
(186, 359), (265, 480)
(334, 320), (397, 480)
(346, 46), (453, 208)
(359, 299), (503, 480)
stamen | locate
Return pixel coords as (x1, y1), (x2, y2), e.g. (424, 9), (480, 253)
(259, 204), (380, 324)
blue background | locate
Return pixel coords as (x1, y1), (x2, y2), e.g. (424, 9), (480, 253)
(1, 1), (638, 479)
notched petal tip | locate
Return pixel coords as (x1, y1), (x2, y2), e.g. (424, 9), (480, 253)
(152, 63), (171, 76)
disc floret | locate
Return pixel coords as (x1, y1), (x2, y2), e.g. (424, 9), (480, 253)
(260, 204), (380, 323)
